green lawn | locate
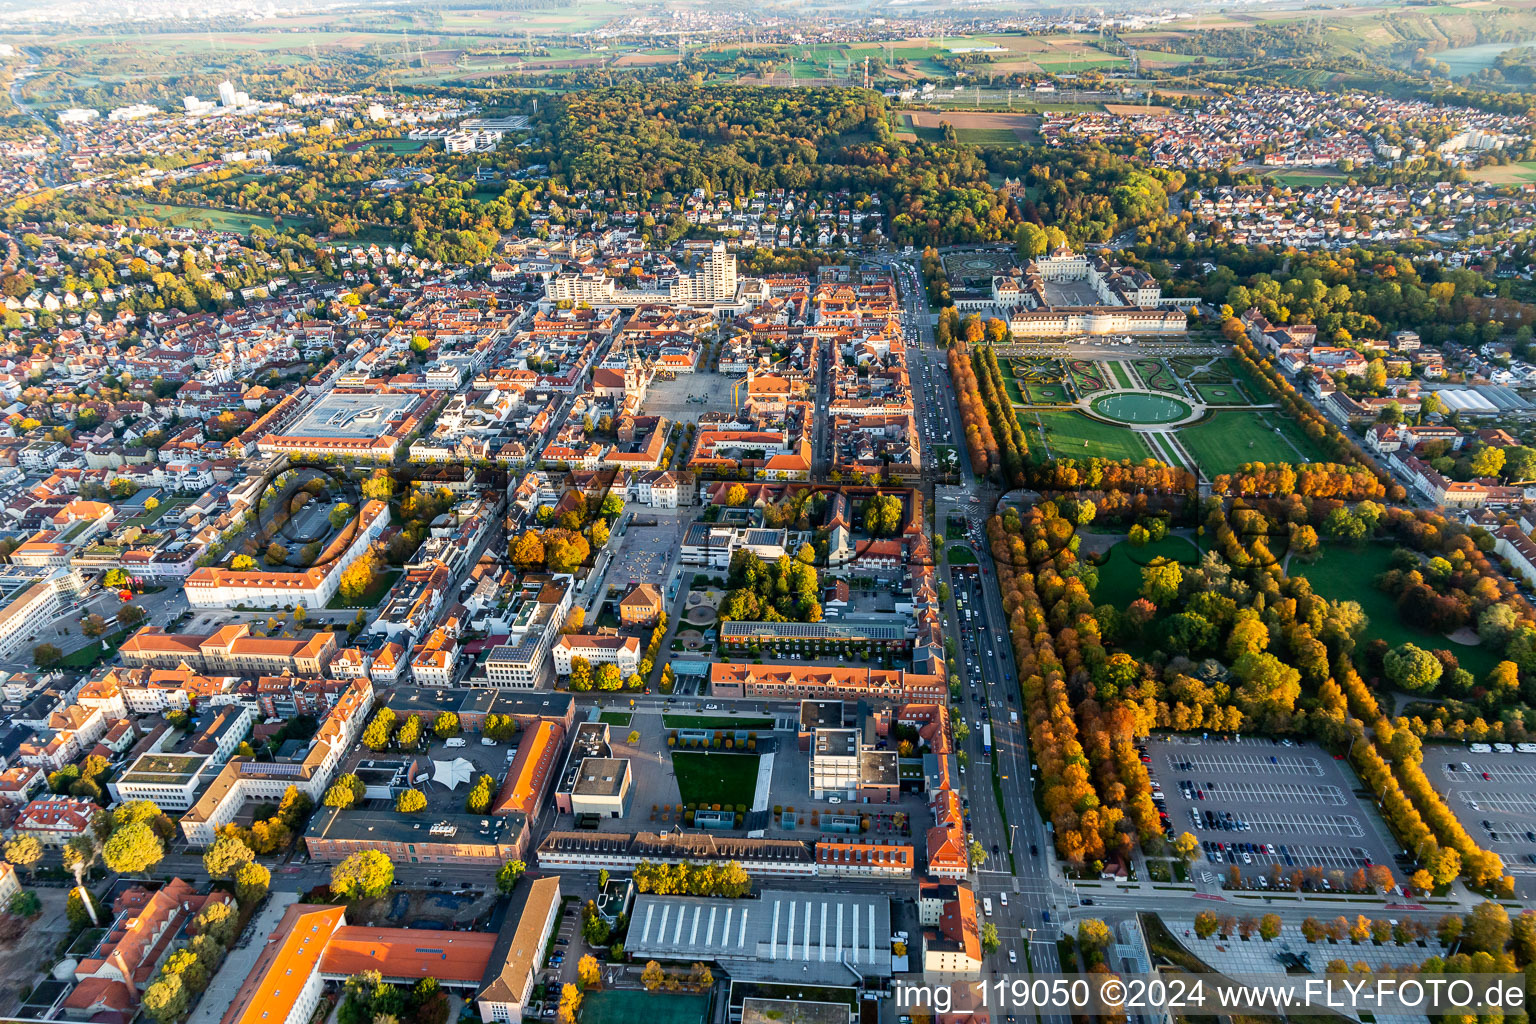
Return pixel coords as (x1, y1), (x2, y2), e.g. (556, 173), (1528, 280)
(599, 711), (633, 727)
(1192, 383), (1250, 406)
(663, 715), (773, 730)
(947, 544), (978, 565)
(1026, 381), (1071, 404)
(580, 992), (709, 1024)
(55, 629), (131, 670)
(1000, 373), (1026, 404)
(324, 568), (401, 609)
(118, 200), (299, 235)
(1030, 409), (1152, 463)
(1109, 361), (1134, 389)
(1264, 169), (1347, 187)
(1094, 536), (1202, 609)
(670, 751), (762, 807)
(1292, 544), (1498, 680)
(1177, 411), (1323, 476)
(354, 138), (431, 154)
(1134, 359), (1179, 392)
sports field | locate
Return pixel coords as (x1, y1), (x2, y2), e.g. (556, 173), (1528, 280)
(670, 751), (760, 807)
(580, 993), (709, 1024)
(1031, 409), (1152, 462)
(1178, 411), (1321, 475)
(350, 138), (431, 154)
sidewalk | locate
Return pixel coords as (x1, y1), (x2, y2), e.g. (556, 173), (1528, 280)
(188, 892), (300, 1024)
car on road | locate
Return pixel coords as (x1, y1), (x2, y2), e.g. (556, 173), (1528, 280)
(1008, 950), (1017, 964)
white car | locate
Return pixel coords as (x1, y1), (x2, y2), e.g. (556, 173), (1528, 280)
(704, 703), (718, 711)
(1008, 950), (1017, 964)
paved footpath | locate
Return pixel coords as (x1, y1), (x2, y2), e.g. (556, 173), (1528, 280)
(188, 892), (300, 1024)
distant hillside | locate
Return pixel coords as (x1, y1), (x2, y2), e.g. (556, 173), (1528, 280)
(1122, 1), (1536, 64)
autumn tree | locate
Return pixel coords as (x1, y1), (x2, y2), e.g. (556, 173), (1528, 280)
(330, 850), (394, 900)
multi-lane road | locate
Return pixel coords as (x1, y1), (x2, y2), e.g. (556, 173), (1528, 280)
(881, 252), (1072, 1003)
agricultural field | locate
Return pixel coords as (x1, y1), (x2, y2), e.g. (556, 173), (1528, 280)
(1028, 409), (1152, 463)
(904, 110), (1034, 144)
(1474, 160), (1536, 184)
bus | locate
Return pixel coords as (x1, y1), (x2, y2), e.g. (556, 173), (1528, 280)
(982, 723), (992, 756)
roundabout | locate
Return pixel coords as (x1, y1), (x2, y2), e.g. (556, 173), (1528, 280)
(1087, 390), (1199, 427)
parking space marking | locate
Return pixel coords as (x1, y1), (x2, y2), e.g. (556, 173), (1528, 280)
(1201, 841), (1369, 871)
(1244, 812), (1364, 837)
(1166, 753), (1323, 776)
(1477, 819), (1536, 843)
(1461, 791), (1536, 815)
(1443, 761), (1536, 783)
(1190, 809), (1362, 837)
(1194, 781), (1346, 806)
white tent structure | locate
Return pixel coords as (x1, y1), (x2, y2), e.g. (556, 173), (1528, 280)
(431, 756), (474, 789)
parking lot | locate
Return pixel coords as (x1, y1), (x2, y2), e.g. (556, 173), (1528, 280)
(1431, 744), (1536, 872)
(1146, 735), (1403, 890)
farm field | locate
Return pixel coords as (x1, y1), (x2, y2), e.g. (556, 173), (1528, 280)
(1474, 160), (1536, 184)
(1293, 544), (1498, 680)
(1029, 409), (1152, 463)
(1178, 410), (1323, 475)
(904, 110), (1034, 142)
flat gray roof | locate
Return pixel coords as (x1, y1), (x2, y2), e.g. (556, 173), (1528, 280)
(627, 889), (891, 979)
